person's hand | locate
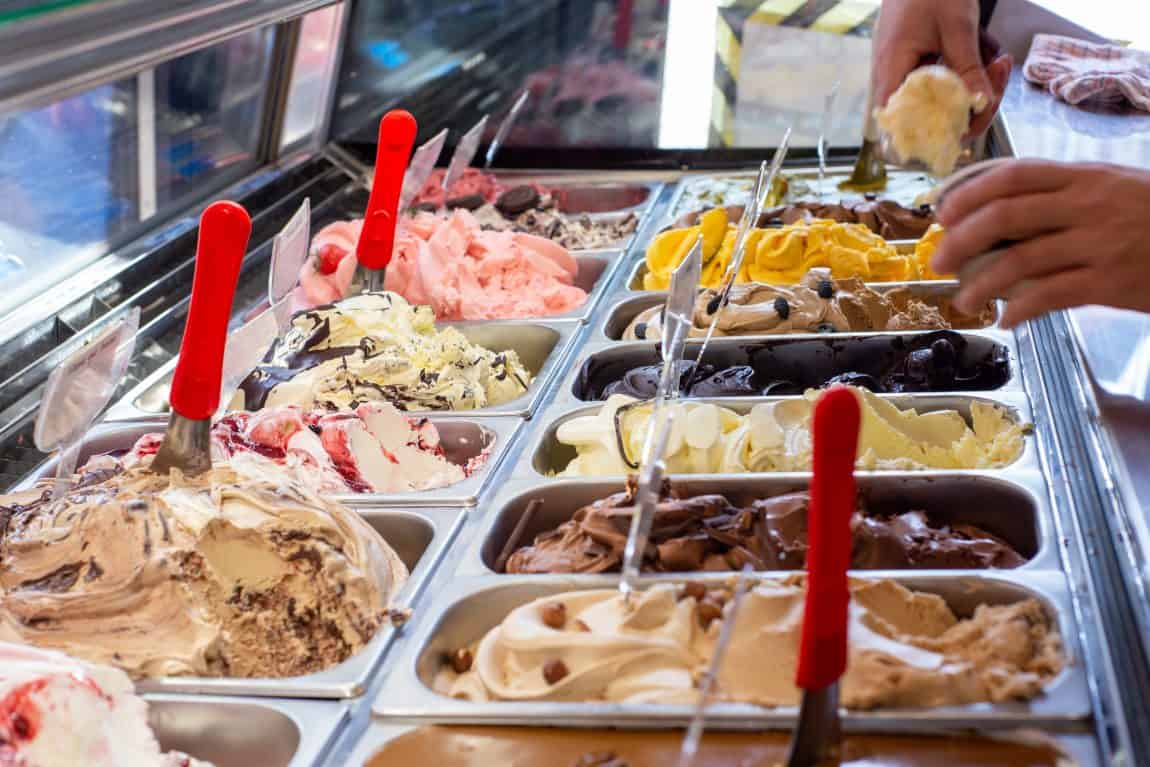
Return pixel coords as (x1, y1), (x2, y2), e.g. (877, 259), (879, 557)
(873, 0), (1013, 135)
(933, 160), (1150, 328)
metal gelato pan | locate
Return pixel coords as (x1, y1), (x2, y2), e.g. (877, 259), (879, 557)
(5, 436), (464, 698)
(146, 695), (346, 767)
(14, 417), (522, 508)
(103, 319), (580, 421)
(597, 285), (1000, 341)
(372, 572), (1088, 728)
(522, 392), (1038, 478)
(344, 723), (1100, 766)
(563, 333), (1020, 404)
(455, 473), (1057, 576)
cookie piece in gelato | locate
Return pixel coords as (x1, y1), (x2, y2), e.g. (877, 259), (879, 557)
(112, 402), (479, 495)
(366, 726), (1074, 767)
(585, 331), (1010, 399)
(875, 65), (988, 177)
(642, 209), (945, 290)
(0, 463), (407, 679)
(0, 643), (212, 766)
(477, 185), (640, 250)
(505, 480), (1026, 573)
(237, 292), (533, 412)
(553, 387), (1024, 476)
(435, 578), (1063, 709)
(625, 269), (991, 341)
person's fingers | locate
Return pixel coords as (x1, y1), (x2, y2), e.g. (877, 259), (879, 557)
(999, 267), (1095, 328)
(932, 191), (1073, 274)
(953, 229), (1087, 313)
(938, 160), (1076, 226)
(940, 12), (994, 105)
(969, 53), (1013, 135)
(874, 47), (926, 109)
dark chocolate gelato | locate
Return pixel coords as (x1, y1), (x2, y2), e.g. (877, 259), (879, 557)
(504, 480), (1026, 574)
(581, 330), (1010, 400)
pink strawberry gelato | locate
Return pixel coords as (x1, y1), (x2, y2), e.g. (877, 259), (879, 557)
(109, 403), (483, 495)
(414, 168), (505, 209)
(294, 220), (359, 311)
(300, 211), (588, 320)
(388, 209), (586, 320)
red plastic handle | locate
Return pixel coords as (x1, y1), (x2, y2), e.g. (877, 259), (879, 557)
(169, 201), (252, 420)
(795, 385), (861, 691)
(356, 109), (418, 271)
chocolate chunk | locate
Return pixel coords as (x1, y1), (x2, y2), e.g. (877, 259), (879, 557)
(445, 194), (486, 211)
(632, 322), (647, 340)
(543, 659), (570, 684)
(706, 293), (722, 315)
(496, 185), (542, 216)
(817, 279), (835, 299)
(18, 562), (83, 592)
(773, 297), (790, 320)
(449, 648), (474, 673)
(541, 602), (567, 629)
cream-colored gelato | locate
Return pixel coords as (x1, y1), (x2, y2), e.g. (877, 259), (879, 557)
(237, 291), (533, 412)
(875, 66), (988, 177)
(0, 463), (407, 679)
(436, 578), (1063, 709)
(554, 386), (1024, 476)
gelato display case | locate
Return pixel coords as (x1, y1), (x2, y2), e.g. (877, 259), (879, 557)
(0, 1), (1148, 766)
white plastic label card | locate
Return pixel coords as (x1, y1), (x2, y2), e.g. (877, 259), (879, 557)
(398, 128), (448, 211)
(443, 114), (488, 192)
(268, 197), (311, 309)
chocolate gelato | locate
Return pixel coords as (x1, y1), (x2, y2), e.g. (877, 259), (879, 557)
(623, 270), (994, 341)
(504, 480), (1026, 574)
(582, 331), (1010, 400)
(366, 726), (1073, 767)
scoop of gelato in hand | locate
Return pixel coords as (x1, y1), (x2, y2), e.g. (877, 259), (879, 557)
(875, 65), (989, 177)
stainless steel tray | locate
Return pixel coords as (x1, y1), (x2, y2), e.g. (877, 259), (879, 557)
(561, 332), (1022, 405)
(344, 722), (1099, 765)
(14, 418), (523, 508)
(454, 473), (1060, 576)
(103, 319), (580, 421)
(145, 695), (347, 767)
(596, 285), (1001, 342)
(519, 392), (1039, 479)
(372, 572), (1088, 728)
(623, 243), (936, 295)
(666, 167), (936, 220)
(553, 251), (625, 324)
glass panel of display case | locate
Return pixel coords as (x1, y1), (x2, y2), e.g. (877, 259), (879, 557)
(331, 0), (879, 167)
(0, 77), (138, 321)
(281, 5), (344, 152)
(154, 26), (275, 208)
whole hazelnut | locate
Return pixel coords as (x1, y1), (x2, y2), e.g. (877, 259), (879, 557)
(449, 648), (473, 674)
(679, 582), (707, 602)
(543, 658), (570, 684)
(697, 600), (724, 629)
(541, 602), (567, 629)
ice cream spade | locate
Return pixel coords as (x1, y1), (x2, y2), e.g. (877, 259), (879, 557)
(688, 129), (791, 391)
(786, 385), (860, 767)
(676, 563), (755, 767)
(359, 110), (418, 293)
(151, 201), (252, 477)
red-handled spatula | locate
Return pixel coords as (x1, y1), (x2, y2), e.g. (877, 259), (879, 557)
(358, 109), (418, 293)
(151, 201), (252, 477)
(786, 385), (861, 767)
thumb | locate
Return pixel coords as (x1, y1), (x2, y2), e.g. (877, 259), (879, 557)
(941, 23), (994, 108)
